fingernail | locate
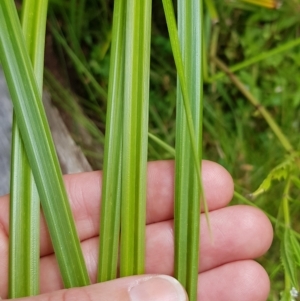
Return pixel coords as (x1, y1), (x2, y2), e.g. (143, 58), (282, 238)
(129, 275), (187, 301)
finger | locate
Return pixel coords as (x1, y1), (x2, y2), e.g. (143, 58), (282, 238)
(146, 160), (234, 223)
(0, 160), (234, 257)
(146, 205), (273, 275)
(197, 260), (270, 301)
(2, 275), (187, 301)
(3, 261), (269, 301)
(0, 227), (8, 298)
(31, 260), (270, 301)
(38, 205), (272, 293)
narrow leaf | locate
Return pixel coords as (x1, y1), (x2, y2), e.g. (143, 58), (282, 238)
(148, 132), (175, 157)
(97, 0), (126, 282)
(9, 118), (40, 298)
(162, 0), (210, 227)
(120, 0), (152, 277)
(50, 25), (107, 99)
(0, 0), (90, 287)
(8, 0), (48, 297)
(173, 0), (204, 300)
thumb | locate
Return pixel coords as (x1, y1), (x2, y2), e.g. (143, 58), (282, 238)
(5, 275), (188, 301)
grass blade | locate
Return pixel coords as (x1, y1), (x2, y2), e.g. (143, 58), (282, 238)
(148, 132), (175, 157)
(120, 0), (152, 277)
(0, 0), (90, 287)
(98, 0), (152, 280)
(162, 1), (206, 299)
(97, 0), (126, 282)
(183, 2), (204, 299)
(20, 0), (48, 89)
(9, 118), (40, 297)
(162, 0), (205, 204)
(44, 69), (105, 144)
(176, 0), (204, 299)
(50, 25), (107, 99)
(70, 0), (86, 50)
(8, 0), (48, 297)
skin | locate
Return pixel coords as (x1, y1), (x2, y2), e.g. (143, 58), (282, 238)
(0, 160), (273, 301)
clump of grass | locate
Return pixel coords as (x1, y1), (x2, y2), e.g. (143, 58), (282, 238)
(97, 0), (152, 280)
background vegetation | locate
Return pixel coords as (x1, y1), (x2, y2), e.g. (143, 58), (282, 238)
(40, 0), (300, 299)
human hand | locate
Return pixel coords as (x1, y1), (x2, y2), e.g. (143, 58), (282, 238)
(0, 160), (273, 301)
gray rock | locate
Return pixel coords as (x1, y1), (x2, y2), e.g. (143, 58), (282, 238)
(0, 68), (13, 196)
(0, 67), (92, 197)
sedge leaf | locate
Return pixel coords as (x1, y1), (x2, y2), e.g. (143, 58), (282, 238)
(8, 0), (48, 296)
(97, 0), (126, 282)
(162, 0), (210, 226)
(0, 0), (90, 287)
(174, 0), (204, 300)
(162, 1), (207, 300)
(120, 0), (152, 277)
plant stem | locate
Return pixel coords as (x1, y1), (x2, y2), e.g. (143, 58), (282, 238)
(214, 57), (294, 153)
(148, 132), (175, 157)
(282, 177), (291, 228)
(280, 178), (298, 294)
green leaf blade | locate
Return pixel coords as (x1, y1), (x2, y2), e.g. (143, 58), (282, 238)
(163, 0), (205, 300)
(0, 0), (90, 288)
(9, 118), (40, 298)
(97, 0), (126, 282)
(120, 0), (152, 277)
(9, 0), (48, 296)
